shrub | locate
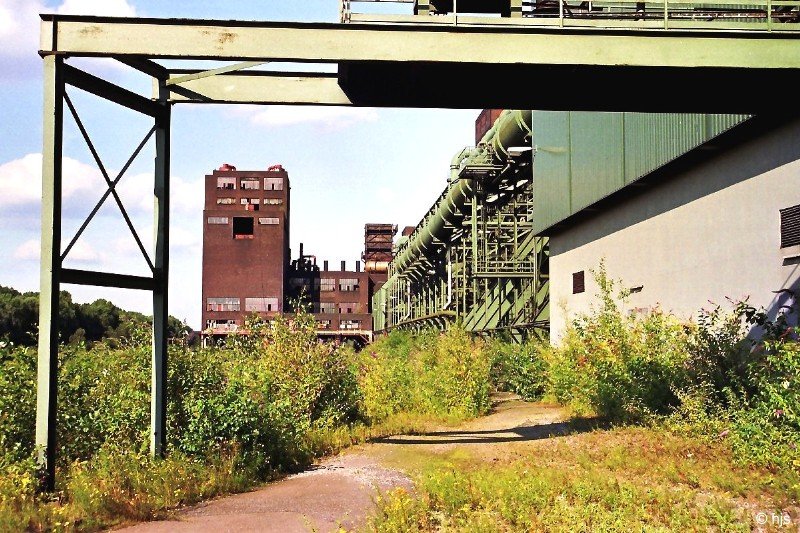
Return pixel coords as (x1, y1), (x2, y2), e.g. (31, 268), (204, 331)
(487, 339), (548, 400)
(545, 265), (690, 421)
(360, 326), (492, 422)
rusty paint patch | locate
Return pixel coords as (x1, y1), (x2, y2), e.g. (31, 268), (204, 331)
(79, 25), (104, 36)
(217, 31), (238, 45)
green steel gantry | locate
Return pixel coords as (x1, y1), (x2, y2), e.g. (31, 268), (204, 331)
(35, 5), (799, 490)
(372, 110), (549, 339)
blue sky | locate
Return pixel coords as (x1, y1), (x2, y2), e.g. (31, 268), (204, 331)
(0, 0), (479, 328)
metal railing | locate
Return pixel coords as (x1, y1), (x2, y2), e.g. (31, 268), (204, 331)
(341, 0), (800, 31)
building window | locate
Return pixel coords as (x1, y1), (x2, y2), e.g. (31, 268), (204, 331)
(338, 278), (359, 292)
(206, 319), (237, 332)
(340, 320), (361, 330)
(264, 198), (283, 205)
(207, 216), (229, 225)
(217, 177), (236, 190)
(320, 278), (335, 292)
(572, 271), (585, 294)
(318, 320), (331, 330)
(264, 177), (283, 191)
(258, 217), (279, 225)
(339, 302), (357, 314)
(319, 302), (336, 314)
(207, 297), (240, 312)
(241, 198), (260, 212)
(241, 178), (260, 190)
(233, 217), (254, 239)
(780, 204), (800, 248)
(216, 197), (235, 205)
(245, 297), (280, 313)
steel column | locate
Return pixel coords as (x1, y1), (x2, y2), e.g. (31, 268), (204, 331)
(36, 54), (63, 492)
(151, 79), (171, 457)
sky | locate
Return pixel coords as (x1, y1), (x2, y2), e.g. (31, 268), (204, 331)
(0, 0), (480, 329)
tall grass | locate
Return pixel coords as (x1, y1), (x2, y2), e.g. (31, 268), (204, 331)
(0, 314), (493, 531)
(371, 265), (799, 531)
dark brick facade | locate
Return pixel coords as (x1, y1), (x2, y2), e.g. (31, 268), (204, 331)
(202, 164), (290, 336)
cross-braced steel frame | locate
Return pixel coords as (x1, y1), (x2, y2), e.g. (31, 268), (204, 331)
(37, 12), (800, 491)
(37, 54), (171, 491)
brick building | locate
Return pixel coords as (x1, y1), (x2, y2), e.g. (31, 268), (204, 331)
(202, 163), (290, 338)
(202, 164), (395, 345)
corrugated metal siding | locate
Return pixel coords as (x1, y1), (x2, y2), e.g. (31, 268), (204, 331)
(533, 112), (749, 234)
(532, 112), (573, 229)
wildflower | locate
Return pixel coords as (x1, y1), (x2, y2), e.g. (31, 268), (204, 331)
(774, 409), (784, 418)
(718, 429), (730, 438)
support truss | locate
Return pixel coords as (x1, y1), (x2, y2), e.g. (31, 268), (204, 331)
(36, 56), (171, 491)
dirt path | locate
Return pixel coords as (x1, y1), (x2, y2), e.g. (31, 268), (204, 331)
(117, 394), (564, 533)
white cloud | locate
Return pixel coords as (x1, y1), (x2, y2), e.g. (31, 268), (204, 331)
(233, 106), (379, 130)
(0, 152), (100, 210)
(13, 237), (98, 263)
(0, 0), (44, 58)
(0, 0), (136, 78)
(12, 238), (40, 260)
(0, 153), (201, 219)
(56, 0), (135, 17)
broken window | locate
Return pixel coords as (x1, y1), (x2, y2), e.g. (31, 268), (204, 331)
(217, 177), (236, 190)
(233, 217), (254, 239)
(319, 302), (336, 314)
(318, 320), (331, 330)
(241, 198), (260, 211)
(338, 278), (359, 292)
(320, 278), (335, 292)
(205, 319), (237, 331)
(245, 297), (280, 313)
(258, 217), (279, 225)
(241, 178), (260, 190)
(206, 297), (240, 312)
(207, 216), (229, 225)
(216, 197), (235, 205)
(339, 302), (357, 314)
(339, 320), (361, 330)
(264, 177), (283, 191)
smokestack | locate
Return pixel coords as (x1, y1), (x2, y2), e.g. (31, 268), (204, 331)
(323, 260), (328, 271)
(356, 261), (361, 272)
(299, 242), (304, 259)
(341, 260), (346, 271)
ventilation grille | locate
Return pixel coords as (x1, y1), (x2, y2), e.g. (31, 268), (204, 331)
(572, 271), (585, 294)
(781, 204), (800, 248)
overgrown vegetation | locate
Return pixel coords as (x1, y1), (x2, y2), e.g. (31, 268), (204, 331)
(372, 265), (799, 531)
(2, 265), (797, 531)
(0, 310), (490, 531)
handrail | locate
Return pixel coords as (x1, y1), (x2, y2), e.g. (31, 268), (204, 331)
(342, 0), (800, 31)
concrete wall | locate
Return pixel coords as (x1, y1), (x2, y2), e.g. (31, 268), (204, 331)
(548, 116), (800, 343)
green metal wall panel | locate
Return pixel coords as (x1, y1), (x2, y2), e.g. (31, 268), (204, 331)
(571, 113), (625, 211)
(532, 111), (572, 231)
(532, 111), (749, 234)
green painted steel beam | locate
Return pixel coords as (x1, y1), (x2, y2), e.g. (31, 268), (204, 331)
(36, 54), (63, 493)
(151, 79), (170, 458)
(165, 71), (353, 105)
(40, 16), (800, 69)
(61, 269), (155, 290)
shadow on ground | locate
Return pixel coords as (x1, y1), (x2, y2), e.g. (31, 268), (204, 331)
(371, 418), (604, 446)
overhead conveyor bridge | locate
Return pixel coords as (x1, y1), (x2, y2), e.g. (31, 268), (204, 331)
(34, 2), (800, 490)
